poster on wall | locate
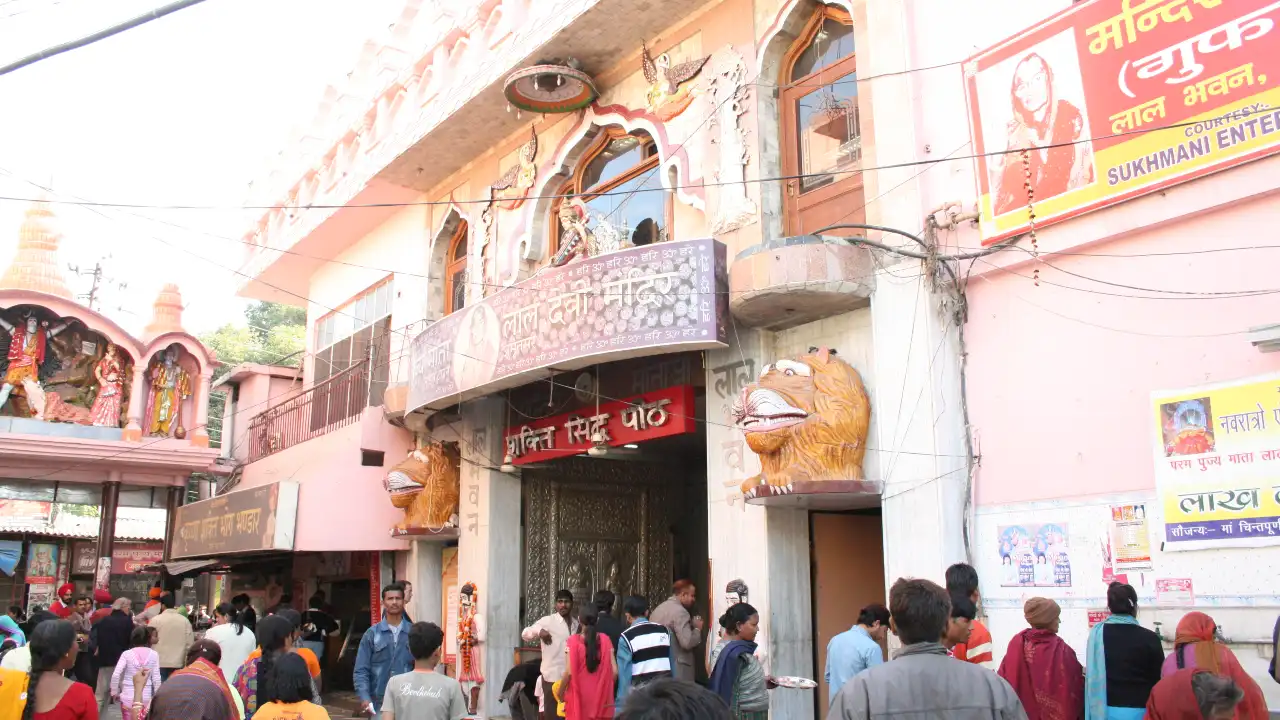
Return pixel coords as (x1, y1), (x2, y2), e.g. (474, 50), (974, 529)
(998, 522), (1073, 587)
(964, 0), (1280, 244)
(441, 548), (458, 663)
(1156, 577), (1195, 605)
(26, 543), (58, 585)
(1152, 373), (1280, 551)
(1110, 503), (1154, 571)
(27, 583), (54, 610)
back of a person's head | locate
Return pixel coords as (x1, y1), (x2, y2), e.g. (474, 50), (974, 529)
(160, 593), (175, 609)
(616, 678), (730, 720)
(185, 638), (222, 666)
(1191, 671), (1243, 719)
(889, 577), (951, 645)
(256, 615), (294, 653)
(944, 563), (979, 597)
(407, 622), (444, 661)
(857, 604), (890, 627)
(1107, 581), (1139, 616)
(307, 595), (324, 610)
(276, 607), (302, 631)
(594, 590), (615, 614)
(265, 652), (314, 704)
(623, 595), (649, 619)
(949, 594), (977, 621)
(130, 624), (152, 648)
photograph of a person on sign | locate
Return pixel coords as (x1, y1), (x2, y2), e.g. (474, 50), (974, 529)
(452, 303), (500, 393)
(980, 29), (1096, 216)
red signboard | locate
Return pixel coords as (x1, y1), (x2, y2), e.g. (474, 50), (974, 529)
(504, 385), (696, 465)
(965, 0), (1280, 243)
(0, 500), (52, 530)
(112, 545), (164, 574)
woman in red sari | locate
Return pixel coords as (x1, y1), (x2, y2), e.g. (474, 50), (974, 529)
(997, 597), (1084, 720)
(561, 610), (616, 719)
(1160, 612), (1266, 720)
(149, 639), (241, 720)
(1147, 669), (1243, 720)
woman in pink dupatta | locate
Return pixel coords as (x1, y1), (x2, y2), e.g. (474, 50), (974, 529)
(998, 598), (1084, 720)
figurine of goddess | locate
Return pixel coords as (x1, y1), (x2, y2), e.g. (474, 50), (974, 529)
(457, 582), (485, 714)
(88, 344), (125, 427)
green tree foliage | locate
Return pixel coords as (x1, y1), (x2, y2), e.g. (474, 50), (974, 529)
(199, 301), (306, 449)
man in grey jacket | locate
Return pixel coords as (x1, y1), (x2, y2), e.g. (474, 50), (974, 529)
(830, 578), (1027, 720)
(650, 580), (703, 682)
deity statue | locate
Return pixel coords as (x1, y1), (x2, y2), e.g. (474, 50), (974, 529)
(88, 344), (126, 428)
(0, 312), (69, 416)
(144, 346), (191, 437)
(550, 199), (594, 267)
(457, 583), (485, 714)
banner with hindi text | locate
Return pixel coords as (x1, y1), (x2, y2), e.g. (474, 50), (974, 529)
(965, 0), (1280, 243)
(1152, 373), (1280, 551)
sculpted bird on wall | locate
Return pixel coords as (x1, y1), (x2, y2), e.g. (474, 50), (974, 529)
(490, 127), (539, 208)
(642, 42), (709, 120)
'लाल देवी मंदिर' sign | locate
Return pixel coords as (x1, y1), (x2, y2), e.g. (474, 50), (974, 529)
(1153, 372), (1280, 550)
(503, 385), (697, 465)
(964, 0), (1280, 244)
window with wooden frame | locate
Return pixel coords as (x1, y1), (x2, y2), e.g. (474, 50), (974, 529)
(445, 220), (469, 315)
(550, 128), (668, 257)
(311, 278), (393, 425)
(780, 7), (864, 235)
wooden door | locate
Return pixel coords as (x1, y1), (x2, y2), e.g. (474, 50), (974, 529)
(812, 512), (885, 718)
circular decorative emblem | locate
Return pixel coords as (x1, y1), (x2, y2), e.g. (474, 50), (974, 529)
(504, 63), (599, 114)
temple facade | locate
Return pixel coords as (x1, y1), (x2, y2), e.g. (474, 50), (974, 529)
(227, 0), (1280, 715)
(0, 197), (220, 607)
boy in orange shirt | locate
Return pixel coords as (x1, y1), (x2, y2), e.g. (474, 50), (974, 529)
(945, 563), (994, 668)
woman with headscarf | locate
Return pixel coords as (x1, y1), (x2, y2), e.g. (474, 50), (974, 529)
(0, 615), (26, 648)
(997, 597), (1083, 720)
(991, 51), (1095, 216)
(1147, 669), (1244, 720)
(1160, 612), (1266, 719)
(149, 639), (244, 720)
(1085, 582), (1164, 720)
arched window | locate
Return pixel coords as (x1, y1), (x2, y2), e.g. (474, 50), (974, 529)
(551, 128), (668, 256)
(780, 7), (863, 235)
(445, 220), (469, 315)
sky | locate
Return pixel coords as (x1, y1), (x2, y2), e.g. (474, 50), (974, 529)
(0, 0), (402, 337)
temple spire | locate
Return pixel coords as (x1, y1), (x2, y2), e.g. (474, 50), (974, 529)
(1, 196), (73, 299)
(144, 283), (185, 337)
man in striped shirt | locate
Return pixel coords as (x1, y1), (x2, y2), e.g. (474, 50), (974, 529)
(616, 595), (676, 707)
(945, 563), (994, 668)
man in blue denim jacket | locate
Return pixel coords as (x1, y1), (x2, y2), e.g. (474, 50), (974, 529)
(355, 583), (415, 714)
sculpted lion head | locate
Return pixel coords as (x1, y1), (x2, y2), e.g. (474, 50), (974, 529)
(731, 347), (871, 492)
(384, 441), (461, 531)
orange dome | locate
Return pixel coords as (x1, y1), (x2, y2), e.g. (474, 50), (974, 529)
(144, 282), (185, 337)
(1, 199), (73, 299)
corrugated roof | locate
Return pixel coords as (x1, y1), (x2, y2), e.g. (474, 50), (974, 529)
(0, 506), (166, 540)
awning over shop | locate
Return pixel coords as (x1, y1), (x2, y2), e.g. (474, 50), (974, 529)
(145, 558), (223, 576)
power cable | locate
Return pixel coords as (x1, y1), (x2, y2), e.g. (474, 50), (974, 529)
(0, 0), (210, 77)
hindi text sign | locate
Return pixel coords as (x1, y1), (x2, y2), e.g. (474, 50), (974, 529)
(408, 238), (728, 413)
(169, 482), (298, 559)
(965, 0), (1280, 243)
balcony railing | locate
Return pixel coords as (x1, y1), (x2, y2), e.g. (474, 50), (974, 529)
(246, 360), (369, 463)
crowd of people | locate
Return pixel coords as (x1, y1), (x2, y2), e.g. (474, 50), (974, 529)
(1, 566), (1274, 720)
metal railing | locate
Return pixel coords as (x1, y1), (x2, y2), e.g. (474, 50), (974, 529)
(246, 360), (369, 463)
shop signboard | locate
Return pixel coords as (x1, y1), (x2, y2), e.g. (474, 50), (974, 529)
(112, 545), (164, 574)
(72, 542), (97, 575)
(408, 237), (728, 413)
(169, 482), (299, 559)
(0, 499), (52, 530)
(1152, 373), (1280, 550)
(964, 0), (1280, 244)
(503, 385), (697, 465)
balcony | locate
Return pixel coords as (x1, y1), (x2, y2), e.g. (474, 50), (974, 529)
(246, 361), (371, 463)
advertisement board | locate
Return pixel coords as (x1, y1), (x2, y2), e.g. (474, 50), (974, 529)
(965, 0), (1280, 243)
(169, 482), (298, 559)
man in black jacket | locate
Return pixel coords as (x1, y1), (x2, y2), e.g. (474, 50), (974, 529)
(92, 597), (134, 712)
(593, 590), (626, 650)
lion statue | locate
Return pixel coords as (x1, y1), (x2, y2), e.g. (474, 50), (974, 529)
(731, 347), (871, 494)
(384, 441), (461, 532)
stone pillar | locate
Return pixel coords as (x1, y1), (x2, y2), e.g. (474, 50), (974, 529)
(191, 372), (212, 447)
(96, 475), (121, 591)
(704, 325), (814, 719)
(408, 541), (443, 625)
(163, 484), (185, 562)
(123, 364), (148, 442)
(458, 397), (520, 719)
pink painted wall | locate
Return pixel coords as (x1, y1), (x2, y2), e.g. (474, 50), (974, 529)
(965, 191), (1280, 506)
(237, 408), (412, 551)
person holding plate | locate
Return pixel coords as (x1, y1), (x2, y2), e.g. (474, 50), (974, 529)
(708, 603), (774, 720)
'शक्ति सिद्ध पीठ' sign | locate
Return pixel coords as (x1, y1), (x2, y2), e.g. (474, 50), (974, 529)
(1154, 373), (1280, 550)
(407, 237), (727, 413)
(965, 0), (1280, 244)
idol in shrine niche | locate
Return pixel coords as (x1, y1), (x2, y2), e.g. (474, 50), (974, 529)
(144, 345), (191, 437)
(88, 344), (127, 428)
(0, 311), (70, 415)
(457, 583), (485, 714)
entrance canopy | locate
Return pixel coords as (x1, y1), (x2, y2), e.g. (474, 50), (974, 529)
(407, 237), (728, 414)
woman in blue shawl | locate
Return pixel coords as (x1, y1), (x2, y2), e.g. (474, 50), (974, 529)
(0, 615), (25, 647)
(708, 603), (773, 719)
(1085, 582), (1164, 720)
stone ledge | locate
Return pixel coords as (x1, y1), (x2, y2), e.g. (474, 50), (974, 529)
(729, 235), (874, 330)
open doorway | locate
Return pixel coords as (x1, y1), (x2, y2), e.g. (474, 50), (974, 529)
(811, 508), (885, 718)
